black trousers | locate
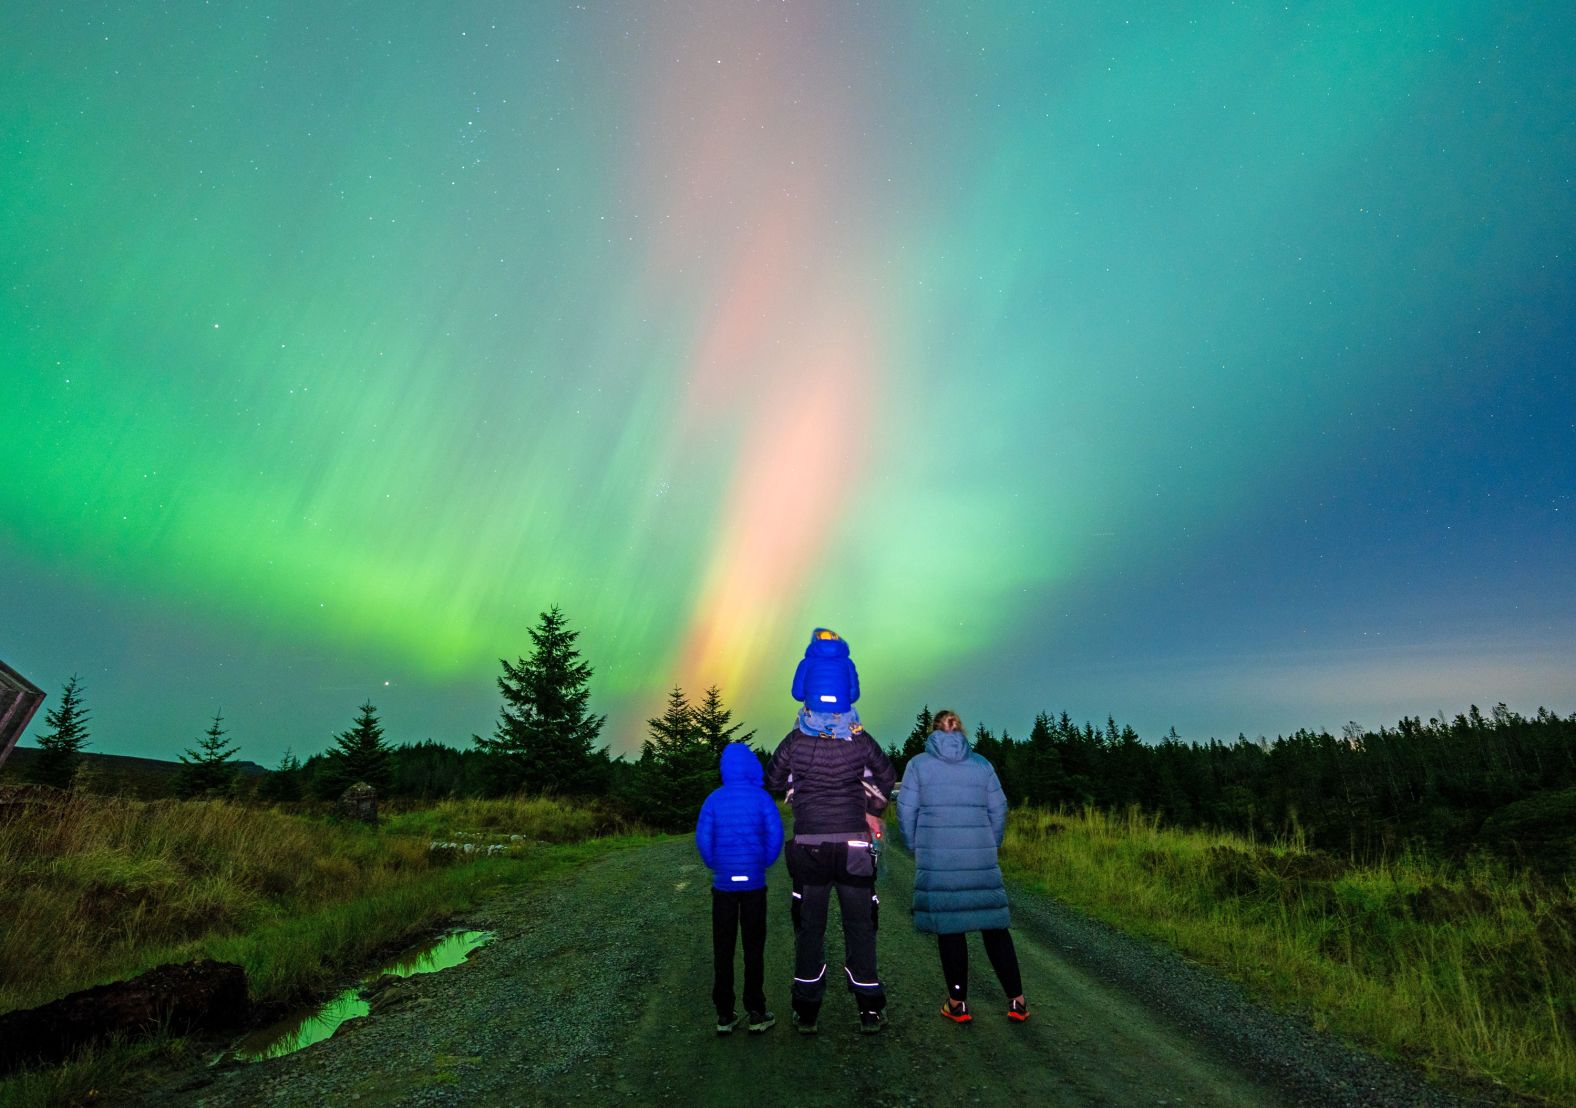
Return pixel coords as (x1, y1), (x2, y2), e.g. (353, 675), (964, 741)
(787, 839), (884, 1017)
(712, 887), (768, 1019)
(937, 928), (1023, 1001)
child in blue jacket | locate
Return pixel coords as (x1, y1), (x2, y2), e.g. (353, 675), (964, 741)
(696, 742), (785, 1034)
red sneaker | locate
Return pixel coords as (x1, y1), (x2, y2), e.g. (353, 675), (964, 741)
(941, 999), (972, 1023)
(1008, 998), (1030, 1022)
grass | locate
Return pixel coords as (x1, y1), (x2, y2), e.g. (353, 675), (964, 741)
(1001, 806), (1576, 1105)
(0, 1033), (195, 1108)
(0, 789), (648, 1105)
(380, 794), (637, 843)
(0, 790), (641, 1013)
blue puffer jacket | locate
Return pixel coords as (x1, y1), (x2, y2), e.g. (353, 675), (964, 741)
(695, 744), (785, 891)
(790, 629), (860, 713)
(897, 728), (1010, 934)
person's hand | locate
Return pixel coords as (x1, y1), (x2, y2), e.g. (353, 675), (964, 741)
(865, 812), (884, 840)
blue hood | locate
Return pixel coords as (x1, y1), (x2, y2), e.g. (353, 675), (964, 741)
(720, 742), (763, 786)
(925, 728), (970, 763)
(805, 630), (850, 660)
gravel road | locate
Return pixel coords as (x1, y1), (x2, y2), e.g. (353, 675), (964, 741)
(168, 836), (1497, 1107)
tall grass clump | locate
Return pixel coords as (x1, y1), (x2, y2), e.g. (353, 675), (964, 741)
(381, 794), (634, 842)
(1002, 806), (1576, 1105)
(0, 789), (633, 1017)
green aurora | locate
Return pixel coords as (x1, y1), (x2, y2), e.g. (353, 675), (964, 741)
(3, 1), (1571, 759)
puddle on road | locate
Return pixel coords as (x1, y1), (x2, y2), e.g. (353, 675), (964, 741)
(231, 929), (494, 1062)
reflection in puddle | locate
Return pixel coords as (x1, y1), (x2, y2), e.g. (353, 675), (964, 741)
(232, 930), (493, 1062)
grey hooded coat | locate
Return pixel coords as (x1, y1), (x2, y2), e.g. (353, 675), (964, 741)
(897, 728), (1011, 934)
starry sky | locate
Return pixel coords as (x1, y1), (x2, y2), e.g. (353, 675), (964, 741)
(4, 1), (1572, 765)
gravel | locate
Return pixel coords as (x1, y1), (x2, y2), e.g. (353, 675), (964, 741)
(141, 837), (1526, 1107)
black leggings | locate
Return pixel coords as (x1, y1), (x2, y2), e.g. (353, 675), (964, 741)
(937, 929), (1022, 1001)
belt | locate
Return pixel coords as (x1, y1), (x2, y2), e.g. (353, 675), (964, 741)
(792, 832), (872, 846)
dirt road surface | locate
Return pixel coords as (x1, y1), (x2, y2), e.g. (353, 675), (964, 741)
(173, 837), (1486, 1107)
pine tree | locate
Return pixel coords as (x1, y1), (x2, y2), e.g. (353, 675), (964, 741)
(973, 722), (1002, 767)
(258, 748), (304, 803)
(177, 711), (240, 798)
(474, 606), (606, 796)
(636, 686), (714, 829)
(901, 705), (934, 761)
(329, 701), (392, 795)
(645, 686), (696, 757)
(27, 675), (90, 789)
(693, 685), (755, 757)
(1025, 711), (1071, 807)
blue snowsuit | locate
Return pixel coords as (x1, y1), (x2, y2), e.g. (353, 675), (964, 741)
(790, 629), (860, 714)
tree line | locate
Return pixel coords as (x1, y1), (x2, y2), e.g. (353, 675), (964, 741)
(20, 612), (1576, 872)
(890, 703), (1576, 875)
(18, 607), (763, 829)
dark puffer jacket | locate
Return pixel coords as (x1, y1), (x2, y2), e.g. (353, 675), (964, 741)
(765, 727), (894, 836)
(897, 728), (1010, 933)
(695, 743), (785, 891)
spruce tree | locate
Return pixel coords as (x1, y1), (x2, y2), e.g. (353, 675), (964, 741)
(329, 701), (392, 794)
(258, 748), (304, 803)
(636, 686), (713, 830)
(693, 685), (755, 757)
(28, 675), (90, 789)
(475, 606), (606, 796)
(972, 722), (1002, 766)
(901, 705), (934, 761)
(177, 711), (240, 798)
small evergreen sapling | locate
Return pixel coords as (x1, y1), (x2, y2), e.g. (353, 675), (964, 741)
(258, 748), (304, 803)
(27, 675), (90, 790)
(177, 711), (241, 798)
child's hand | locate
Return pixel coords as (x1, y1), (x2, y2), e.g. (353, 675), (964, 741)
(865, 812), (884, 840)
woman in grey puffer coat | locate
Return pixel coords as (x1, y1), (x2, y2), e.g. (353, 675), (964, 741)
(897, 709), (1029, 1023)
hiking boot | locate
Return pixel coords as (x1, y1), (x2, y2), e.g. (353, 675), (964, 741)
(1008, 997), (1030, 1023)
(716, 1013), (739, 1035)
(858, 1010), (887, 1035)
(940, 999), (972, 1023)
(747, 1011), (776, 1034)
(792, 1010), (818, 1035)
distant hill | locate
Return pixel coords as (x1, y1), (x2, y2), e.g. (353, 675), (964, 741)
(0, 747), (268, 799)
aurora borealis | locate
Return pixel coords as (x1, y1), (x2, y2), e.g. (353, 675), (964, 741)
(4, 2), (1572, 762)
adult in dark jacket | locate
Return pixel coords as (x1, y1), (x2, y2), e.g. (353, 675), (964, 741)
(765, 661), (895, 1034)
(897, 709), (1029, 1023)
(696, 743), (785, 1033)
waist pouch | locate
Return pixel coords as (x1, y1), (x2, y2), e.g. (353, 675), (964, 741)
(787, 837), (876, 887)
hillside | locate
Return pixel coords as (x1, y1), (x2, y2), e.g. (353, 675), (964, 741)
(0, 747), (268, 798)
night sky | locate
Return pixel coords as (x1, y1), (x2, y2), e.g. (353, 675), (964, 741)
(4, 2), (1572, 764)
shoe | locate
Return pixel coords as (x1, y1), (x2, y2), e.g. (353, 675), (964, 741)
(940, 999), (972, 1023)
(792, 1011), (818, 1035)
(747, 1011), (776, 1034)
(858, 1010), (886, 1035)
(1008, 998), (1030, 1022)
(716, 1013), (739, 1035)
